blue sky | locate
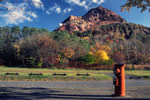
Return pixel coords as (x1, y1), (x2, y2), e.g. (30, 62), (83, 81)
(0, 0), (149, 31)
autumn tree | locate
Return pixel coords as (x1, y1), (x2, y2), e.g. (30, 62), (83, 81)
(89, 42), (113, 65)
(19, 33), (60, 68)
(90, 42), (111, 55)
(95, 50), (110, 63)
(112, 51), (126, 64)
(51, 31), (90, 59)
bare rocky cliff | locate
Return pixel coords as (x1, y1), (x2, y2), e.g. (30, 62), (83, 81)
(57, 6), (126, 32)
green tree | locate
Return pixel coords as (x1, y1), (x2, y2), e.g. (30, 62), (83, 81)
(22, 26), (49, 38)
(11, 26), (21, 40)
(0, 26), (20, 66)
(122, 0), (150, 12)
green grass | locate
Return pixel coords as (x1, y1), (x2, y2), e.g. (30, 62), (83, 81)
(126, 70), (150, 77)
(0, 66), (112, 81)
(0, 74), (111, 81)
(1, 66), (150, 81)
(0, 66), (112, 73)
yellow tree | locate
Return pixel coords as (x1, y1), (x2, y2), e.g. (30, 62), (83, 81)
(90, 42), (111, 55)
(89, 42), (112, 64)
(95, 50), (110, 64)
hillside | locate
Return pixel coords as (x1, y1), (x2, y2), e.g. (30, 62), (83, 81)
(94, 23), (150, 40)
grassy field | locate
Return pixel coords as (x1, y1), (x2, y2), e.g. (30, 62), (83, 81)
(126, 70), (150, 77)
(0, 66), (150, 81)
(0, 66), (112, 81)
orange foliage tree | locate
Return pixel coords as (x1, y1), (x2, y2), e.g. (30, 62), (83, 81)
(19, 34), (60, 68)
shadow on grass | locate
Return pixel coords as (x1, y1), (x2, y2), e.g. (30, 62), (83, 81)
(0, 87), (149, 100)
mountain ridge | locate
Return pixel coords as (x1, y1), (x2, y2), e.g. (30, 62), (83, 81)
(57, 6), (127, 32)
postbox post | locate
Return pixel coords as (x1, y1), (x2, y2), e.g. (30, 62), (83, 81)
(120, 64), (125, 96)
(113, 64), (126, 96)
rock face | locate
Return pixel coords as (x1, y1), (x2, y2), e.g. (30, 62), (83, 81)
(57, 6), (126, 32)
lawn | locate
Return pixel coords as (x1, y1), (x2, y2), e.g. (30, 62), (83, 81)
(1, 66), (150, 81)
(0, 66), (112, 81)
(126, 70), (150, 77)
(0, 66), (112, 74)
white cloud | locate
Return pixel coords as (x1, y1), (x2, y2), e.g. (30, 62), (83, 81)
(0, 2), (38, 25)
(46, 4), (61, 14)
(46, 4), (72, 15)
(32, 0), (44, 9)
(65, 0), (105, 9)
(63, 8), (72, 13)
(92, 0), (104, 4)
(27, 12), (38, 18)
(56, 7), (61, 13)
(66, 0), (88, 9)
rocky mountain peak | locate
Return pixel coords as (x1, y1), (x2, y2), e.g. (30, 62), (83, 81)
(57, 6), (127, 32)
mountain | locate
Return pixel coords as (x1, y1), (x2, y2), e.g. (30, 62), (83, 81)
(57, 6), (127, 32)
(56, 6), (150, 40)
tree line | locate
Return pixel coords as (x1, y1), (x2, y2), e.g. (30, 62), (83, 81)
(0, 25), (150, 69)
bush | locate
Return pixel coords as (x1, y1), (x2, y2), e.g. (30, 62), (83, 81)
(25, 57), (36, 67)
(99, 59), (114, 65)
(37, 62), (42, 68)
(78, 54), (95, 64)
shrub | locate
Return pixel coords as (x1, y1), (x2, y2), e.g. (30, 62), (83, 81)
(25, 57), (36, 67)
(37, 62), (42, 68)
(78, 54), (95, 64)
(99, 59), (114, 65)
